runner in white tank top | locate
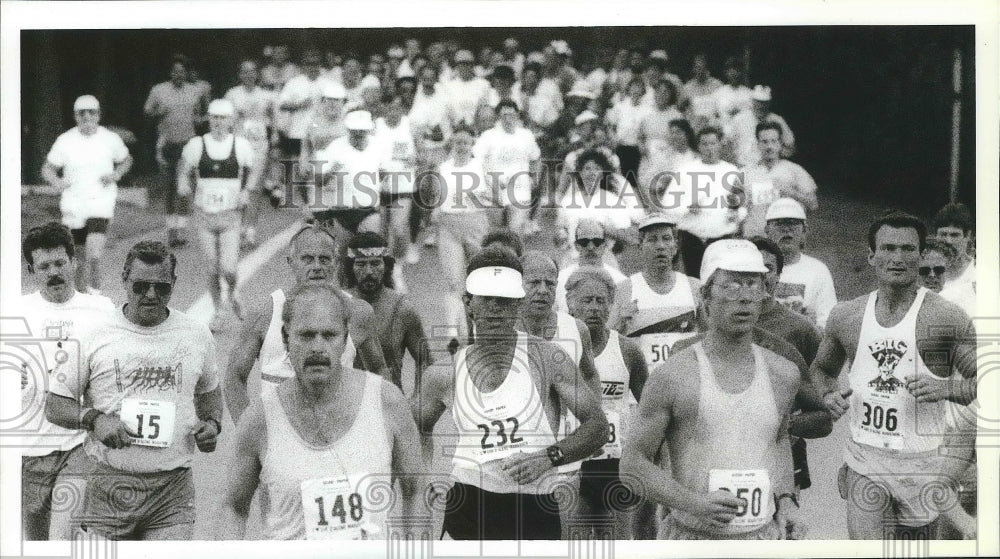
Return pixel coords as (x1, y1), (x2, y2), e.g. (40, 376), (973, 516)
(623, 239), (827, 540)
(218, 285), (426, 540)
(566, 266), (649, 538)
(812, 214), (977, 540)
(223, 225), (390, 422)
(411, 247), (608, 540)
(608, 216), (701, 373)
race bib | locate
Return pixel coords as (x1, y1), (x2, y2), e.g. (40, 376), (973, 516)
(639, 332), (694, 368)
(300, 474), (377, 540)
(708, 469), (771, 528)
(198, 183), (236, 213)
(471, 406), (530, 463)
(855, 390), (905, 450)
(120, 398), (176, 448)
(750, 180), (777, 206)
(596, 410), (623, 460)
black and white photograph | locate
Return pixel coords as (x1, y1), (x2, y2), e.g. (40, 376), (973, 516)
(1, 1), (997, 558)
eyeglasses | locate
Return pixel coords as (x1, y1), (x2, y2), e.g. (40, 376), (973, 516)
(919, 266), (946, 277)
(131, 281), (173, 297)
(715, 281), (767, 302)
(575, 238), (606, 248)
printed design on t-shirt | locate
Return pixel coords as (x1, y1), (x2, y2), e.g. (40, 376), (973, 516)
(116, 359), (183, 393)
(866, 339), (907, 394)
(601, 381), (626, 398)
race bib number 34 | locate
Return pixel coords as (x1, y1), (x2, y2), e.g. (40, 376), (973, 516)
(120, 398), (176, 448)
(708, 469), (771, 528)
(301, 475), (373, 540)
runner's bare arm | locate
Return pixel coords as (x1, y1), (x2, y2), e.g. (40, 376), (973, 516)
(912, 299), (978, 405)
(41, 161), (68, 189)
(349, 300), (392, 382)
(410, 363), (450, 436)
(217, 402), (265, 540)
(224, 304), (269, 422)
(546, 344), (609, 463)
(606, 278), (634, 333)
(621, 336), (650, 400)
(575, 318), (601, 394)
(809, 302), (850, 396)
(791, 358), (833, 439)
(176, 143), (197, 197)
(110, 154), (134, 183)
(621, 358), (701, 511)
(384, 380), (432, 538)
(400, 302), (433, 393)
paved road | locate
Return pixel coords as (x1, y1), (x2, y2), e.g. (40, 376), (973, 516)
(19, 185), (896, 539)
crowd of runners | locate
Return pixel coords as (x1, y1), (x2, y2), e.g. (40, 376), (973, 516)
(17, 37), (980, 542)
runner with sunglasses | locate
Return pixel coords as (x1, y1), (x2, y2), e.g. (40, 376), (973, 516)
(45, 240), (223, 540)
(623, 239), (825, 540)
(553, 219), (627, 313)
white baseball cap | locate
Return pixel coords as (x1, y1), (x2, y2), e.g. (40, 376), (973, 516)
(751, 85), (773, 102)
(207, 99), (235, 117)
(321, 82), (347, 100)
(466, 266), (526, 298)
(344, 110), (375, 131)
(700, 238), (769, 282)
(73, 95), (100, 111)
(574, 110), (599, 126)
(765, 197), (807, 222)
(454, 49), (475, 64)
(638, 212), (677, 231)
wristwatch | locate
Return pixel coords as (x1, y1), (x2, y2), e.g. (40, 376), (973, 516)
(546, 445), (565, 467)
(205, 418), (222, 435)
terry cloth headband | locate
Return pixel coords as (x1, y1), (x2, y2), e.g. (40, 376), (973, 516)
(465, 266), (526, 298)
(346, 247), (390, 258)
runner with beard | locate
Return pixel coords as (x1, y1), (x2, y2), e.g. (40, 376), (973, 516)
(343, 232), (431, 392)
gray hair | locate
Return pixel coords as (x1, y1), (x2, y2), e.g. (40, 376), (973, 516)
(565, 266), (617, 301)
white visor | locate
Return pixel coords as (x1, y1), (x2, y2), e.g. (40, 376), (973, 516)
(466, 266), (526, 298)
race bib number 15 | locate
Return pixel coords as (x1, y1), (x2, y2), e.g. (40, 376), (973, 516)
(120, 398), (176, 448)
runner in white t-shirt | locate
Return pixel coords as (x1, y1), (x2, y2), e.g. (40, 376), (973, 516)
(16, 223), (115, 540)
(41, 95), (132, 294)
(374, 95), (418, 289)
(277, 49), (329, 159)
(741, 121), (818, 238)
(225, 60), (277, 248)
(177, 99), (259, 332)
(473, 100), (540, 236)
(45, 240), (223, 541)
(313, 110), (383, 241)
(763, 198), (837, 330)
(930, 202), (976, 300)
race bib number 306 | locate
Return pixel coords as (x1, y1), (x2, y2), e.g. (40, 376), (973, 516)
(301, 474), (373, 540)
(708, 469), (771, 528)
(120, 398), (176, 448)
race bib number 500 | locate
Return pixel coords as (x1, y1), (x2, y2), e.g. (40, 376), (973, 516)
(120, 398), (176, 448)
(708, 469), (771, 528)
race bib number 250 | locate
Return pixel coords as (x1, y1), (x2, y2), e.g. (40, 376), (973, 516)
(708, 469), (771, 528)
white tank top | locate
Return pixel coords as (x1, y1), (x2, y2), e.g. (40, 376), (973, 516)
(259, 373), (391, 540)
(590, 331), (631, 460)
(846, 288), (946, 455)
(260, 289), (357, 383)
(671, 343), (781, 535)
(451, 333), (559, 494)
(628, 272), (699, 370)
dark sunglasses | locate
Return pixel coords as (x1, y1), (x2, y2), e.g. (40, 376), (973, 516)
(918, 266), (946, 277)
(575, 237), (606, 248)
(131, 281), (173, 297)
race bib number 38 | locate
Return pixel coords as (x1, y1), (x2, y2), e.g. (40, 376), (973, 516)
(120, 398), (176, 448)
(708, 469), (771, 528)
(301, 474), (373, 540)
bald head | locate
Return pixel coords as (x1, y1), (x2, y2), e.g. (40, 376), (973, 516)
(522, 250), (558, 314)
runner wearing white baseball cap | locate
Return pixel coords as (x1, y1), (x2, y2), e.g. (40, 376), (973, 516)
(623, 237), (825, 540)
(412, 244), (608, 540)
(763, 197), (837, 330)
(177, 98), (260, 331)
(42, 95), (133, 294)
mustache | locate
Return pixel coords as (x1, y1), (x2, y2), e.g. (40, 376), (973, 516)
(47, 276), (66, 286)
(303, 355), (332, 367)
